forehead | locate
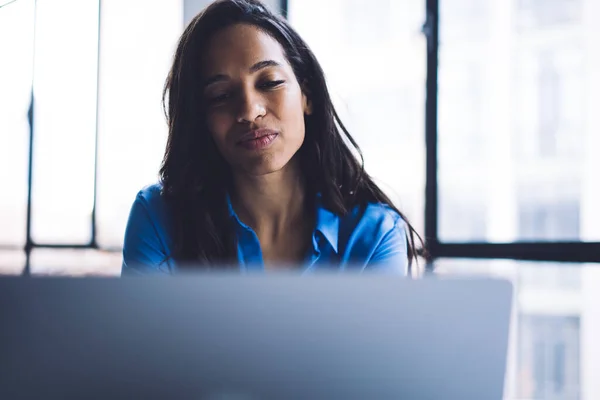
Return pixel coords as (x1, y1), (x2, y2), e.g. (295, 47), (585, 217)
(201, 23), (289, 76)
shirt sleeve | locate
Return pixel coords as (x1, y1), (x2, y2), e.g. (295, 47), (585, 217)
(121, 191), (172, 276)
(366, 218), (409, 275)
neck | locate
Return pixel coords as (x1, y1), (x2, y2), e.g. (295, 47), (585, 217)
(230, 160), (308, 240)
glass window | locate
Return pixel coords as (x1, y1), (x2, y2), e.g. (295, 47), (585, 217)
(1, 1), (182, 271)
(0, 0), (35, 247)
(434, 259), (590, 400)
(29, 0), (100, 244)
(288, 0), (426, 233)
(518, 315), (580, 400)
(95, 1), (182, 248)
(516, 0), (582, 30)
(0, 250), (26, 276)
(438, 0), (600, 242)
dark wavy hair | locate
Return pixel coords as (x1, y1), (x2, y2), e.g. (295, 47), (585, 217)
(160, 0), (425, 269)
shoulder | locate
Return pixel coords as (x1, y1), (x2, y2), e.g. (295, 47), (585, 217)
(122, 183), (173, 274)
(135, 183), (164, 206)
(334, 201), (407, 251)
(130, 183), (168, 217)
(125, 182), (170, 237)
(332, 202), (407, 271)
(362, 203), (404, 229)
(342, 202), (405, 235)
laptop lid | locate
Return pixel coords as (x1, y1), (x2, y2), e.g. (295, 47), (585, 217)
(0, 274), (512, 399)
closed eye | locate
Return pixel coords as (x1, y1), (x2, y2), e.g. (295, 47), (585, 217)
(207, 92), (231, 104)
(258, 80), (285, 90)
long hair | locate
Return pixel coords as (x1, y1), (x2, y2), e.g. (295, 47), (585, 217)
(160, 0), (425, 268)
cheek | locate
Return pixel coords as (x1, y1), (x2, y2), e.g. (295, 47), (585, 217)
(206, 111), (233, 147)
(276, 92), (306, 138)
(290, 106), (307, 146)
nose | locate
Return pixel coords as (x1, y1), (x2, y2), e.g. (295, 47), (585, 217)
(235, 88), (266, 123)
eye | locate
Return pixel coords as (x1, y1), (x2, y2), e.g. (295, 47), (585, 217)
(206, 92), (231, 105)
(258, 80), (285, 90)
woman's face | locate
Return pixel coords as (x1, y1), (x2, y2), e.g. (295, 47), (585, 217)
(200, 23), (311, 177)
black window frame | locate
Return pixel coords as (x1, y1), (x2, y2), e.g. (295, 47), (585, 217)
(420, 0), (598, 263)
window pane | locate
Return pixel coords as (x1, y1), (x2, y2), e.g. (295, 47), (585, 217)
(30, 249), (121, 276)
(434, 258), (595, 400)
(30, 0), (99, 244)
(95, 1), (182, 248)
(438, 0), (600, 242)
(0, 250), (26, 276)
(518, 315), (580, 400)
(0, 0), (34, 246)
(288, 0), (426, 234)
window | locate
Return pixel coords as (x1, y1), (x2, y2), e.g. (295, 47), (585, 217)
(95, 1), (181, 248)
(438, 0), (599, 243)
(0, 0), (182, 275)
(518, 315), (580, 400)
(537, 51), (561, 157)
(30, 0), (100, 244)
(516, 0), (582, 31)
(288, 0), (426, 234)
(518, 200), (580, 241)
(2, 0), (598, 274)
(343, 0), (392, 45)
(0, 0), (34, 249)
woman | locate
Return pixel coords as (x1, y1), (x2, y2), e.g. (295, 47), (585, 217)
(122, 0), (423, 275)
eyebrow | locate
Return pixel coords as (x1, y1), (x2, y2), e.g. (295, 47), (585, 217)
(203, 59), (282, 88)
(249, 59), (281, 73)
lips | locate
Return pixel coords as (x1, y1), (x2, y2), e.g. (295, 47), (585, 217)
(237, 128), (279, 151)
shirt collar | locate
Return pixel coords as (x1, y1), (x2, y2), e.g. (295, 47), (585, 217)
(226, 193), (251, 231)
(226, 193), (239, 220)
(314, 198), (339, 253)
(225, 193), (340, 254)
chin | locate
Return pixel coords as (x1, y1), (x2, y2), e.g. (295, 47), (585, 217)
(238, 154), (294, 177)
(245, 163), (287, 177)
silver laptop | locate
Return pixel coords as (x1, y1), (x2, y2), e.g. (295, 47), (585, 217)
(0, 274), (512, 399)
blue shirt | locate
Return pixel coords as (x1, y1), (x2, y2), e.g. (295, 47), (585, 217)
(122, 184), (408, 275)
